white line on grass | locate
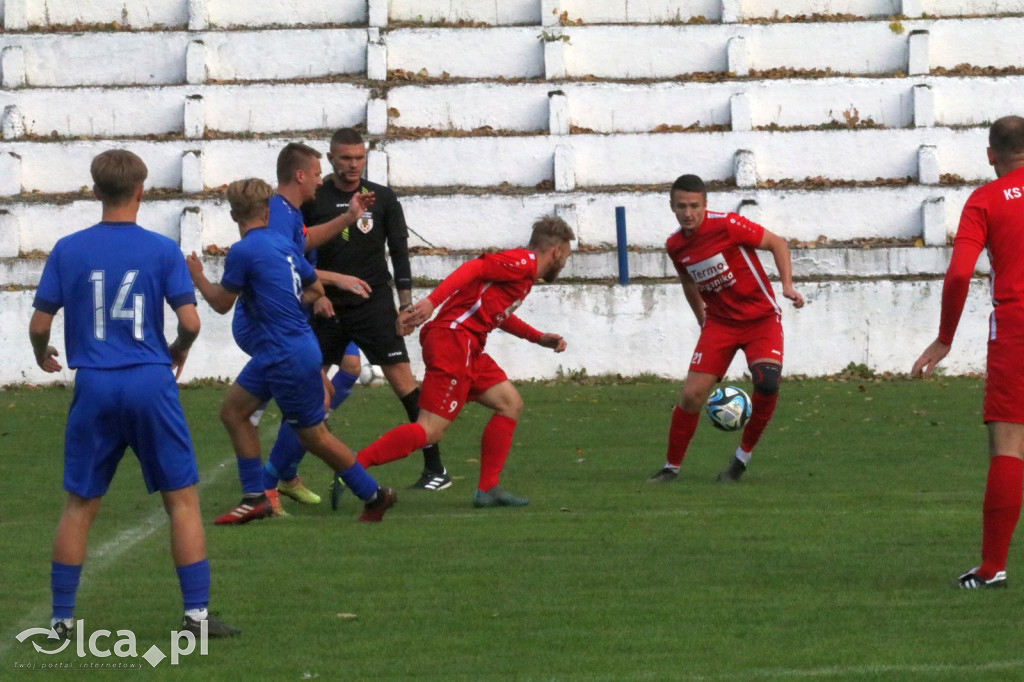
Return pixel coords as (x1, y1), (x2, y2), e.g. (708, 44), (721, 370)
(0, 457), (232, 658)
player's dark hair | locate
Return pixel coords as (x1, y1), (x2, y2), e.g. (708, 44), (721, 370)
(989, 116), (1024, 159)
(330, 128), (365, 148)
(277, 142), (322, 184)
(91, 149), (148, 206)
(226, 178), (274, 224)
(671, 174), (706, 198)
(529, 215), (575, 251)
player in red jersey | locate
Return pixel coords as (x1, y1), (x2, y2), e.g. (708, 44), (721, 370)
(648, 174), (804, 484)
(912, 115), (1024, 589)
(354, 215), (574, 507)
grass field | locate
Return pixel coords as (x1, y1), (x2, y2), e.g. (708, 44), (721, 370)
(1, 375), (1022, 680)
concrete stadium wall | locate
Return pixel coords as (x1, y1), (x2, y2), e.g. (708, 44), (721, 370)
(0, 184), (979, 258)
(6, 0), (1023, 29)
(0, 127), (993, 195)
(3, 0), (1020, 383)
(1, 278), (995, 387)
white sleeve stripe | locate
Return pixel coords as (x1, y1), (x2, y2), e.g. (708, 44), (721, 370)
(449, 282), (492, 330)
(737, 246), (781, 315)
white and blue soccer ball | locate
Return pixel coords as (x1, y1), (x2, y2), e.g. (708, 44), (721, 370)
(706, 386), (752, 432)
(359, 362), (386, 387)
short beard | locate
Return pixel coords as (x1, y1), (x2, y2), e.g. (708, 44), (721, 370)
(542, 263), (563, 283)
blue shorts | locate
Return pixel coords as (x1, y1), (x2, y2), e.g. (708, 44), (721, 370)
(235, 338), (326, 429)
(64, 366), (199, 498)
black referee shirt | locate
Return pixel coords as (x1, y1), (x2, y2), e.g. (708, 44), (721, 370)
(301, 177), (412, 308)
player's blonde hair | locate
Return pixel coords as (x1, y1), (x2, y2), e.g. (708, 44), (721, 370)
(528, 215), (575, 251)
(226, 178), (274, 224)
(90, 149), (148, 206)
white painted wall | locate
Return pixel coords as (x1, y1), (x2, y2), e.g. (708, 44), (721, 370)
(21, 0), (188, 28)
(9, 0), (1024, 30)
(6, 76), (1022, 141)
(552, 0), (722, 23)
(7, 17), (1024, 87)
(206, 0), (365, 28)
(0, 29), (366, 86)
(3, 4), (1020, 382)
(0, 184), (982, 256)
(384, 27), (545, 78)
(388, 0), (540, 25)
(2, 277), (994, 386)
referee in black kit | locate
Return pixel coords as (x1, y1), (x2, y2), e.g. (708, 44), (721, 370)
(304, 128), (451, 492)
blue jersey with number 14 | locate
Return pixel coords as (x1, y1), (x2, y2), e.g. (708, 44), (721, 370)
(33, 222), (197, 369)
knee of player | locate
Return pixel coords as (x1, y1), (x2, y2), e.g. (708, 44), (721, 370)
(680, 386), (712, 413)
(750, 362), (782, 395)
(421, 421), (446, 445)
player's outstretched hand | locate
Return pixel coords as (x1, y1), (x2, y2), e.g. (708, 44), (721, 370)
(538, 333), (567, 353)
(185, 251), (203, 281)
(313, 296), (335, 319)
(36, 346), (62, 373)
(397, 299), (435, 335)
(912, 338), (950, 378)
(782, 286), (805, 308)
(345, 191), (376, 222)
(335, 274), (371, 299)
(168, 341), (189, 379)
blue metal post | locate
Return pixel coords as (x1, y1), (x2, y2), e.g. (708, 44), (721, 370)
(615, 206), (629, 285)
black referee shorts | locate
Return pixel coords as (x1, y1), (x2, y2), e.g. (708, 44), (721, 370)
(312, 285), (410, 367)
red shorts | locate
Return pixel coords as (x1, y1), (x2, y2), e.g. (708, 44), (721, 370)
(417, 326), (508, 420)
(985, 334), (1024, 424)
(689, 314), (784, 378)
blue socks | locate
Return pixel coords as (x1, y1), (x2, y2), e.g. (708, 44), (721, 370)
(237, 456), (264, 496)
(175, 559), (210, 612)
(339, 462), (379, 501)
(330, 369), (358, 410)
(267, 421), (306, 484)
(51, 561), (82, 621)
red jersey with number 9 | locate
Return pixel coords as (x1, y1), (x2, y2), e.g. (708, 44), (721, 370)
(425, 248), (538, 346)
(666, 211), (780, 324)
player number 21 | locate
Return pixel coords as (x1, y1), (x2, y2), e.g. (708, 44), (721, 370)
(90, 270), (144, 341)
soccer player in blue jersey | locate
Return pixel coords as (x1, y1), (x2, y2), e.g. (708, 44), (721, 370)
(29, 149), (239, 639)
(187, 177), (396, 524)
(229, 142), (375, 515)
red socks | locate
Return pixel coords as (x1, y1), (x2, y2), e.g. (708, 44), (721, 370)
(666, 406), (700, 467)
(740, 391), (779, 453)
(479, 414), (517, 491)
(357, 423), (428, 468)
(979, 455), (1023, 579)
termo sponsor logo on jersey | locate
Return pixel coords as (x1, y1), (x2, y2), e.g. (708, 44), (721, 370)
(686, 253), (735, 293)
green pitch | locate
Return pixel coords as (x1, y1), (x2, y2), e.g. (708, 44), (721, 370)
(1, 376), (1021, 680)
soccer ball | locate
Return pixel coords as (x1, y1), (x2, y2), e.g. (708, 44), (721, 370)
(358, 362), (386, 387)
(706, 386), (752, 432)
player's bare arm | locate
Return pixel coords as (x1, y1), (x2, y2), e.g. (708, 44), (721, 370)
(186, 252), (237, 314)
(301, 278), (325, 307)
(312, 296), (334, 319)
(760, 230), (805, 308)
(315, 269), (370, 298)
(538, 333), (567, 353)
(28, 310), (62, 373)
(397, 298), (435, 335)
(912, 339), (951, 378)
(169, 303), (200, 379)
(680, 272), (706, 327)
(304, 191), (377, 250)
